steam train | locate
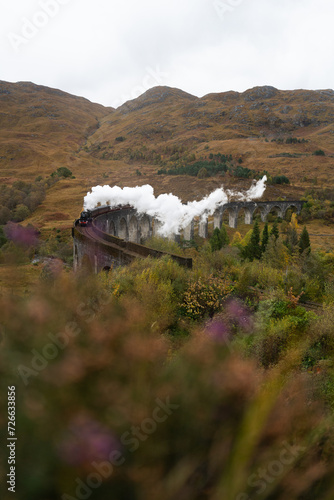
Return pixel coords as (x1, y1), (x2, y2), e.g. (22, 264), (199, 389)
(77, 210), (92, 226)
(76, 205), (132, 227)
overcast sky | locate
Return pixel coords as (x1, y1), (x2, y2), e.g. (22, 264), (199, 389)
(1, 0), (334, 107)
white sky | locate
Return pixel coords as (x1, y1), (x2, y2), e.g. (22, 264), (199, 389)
(1, 0), (334, 107)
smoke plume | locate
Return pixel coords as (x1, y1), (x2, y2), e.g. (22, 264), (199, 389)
(84, 176), (267, 236)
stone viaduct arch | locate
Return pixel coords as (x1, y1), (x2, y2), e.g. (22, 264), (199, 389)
(210, 201), (304, 231)
(72, 205), (192, 273)
(72, 201), (304, 272)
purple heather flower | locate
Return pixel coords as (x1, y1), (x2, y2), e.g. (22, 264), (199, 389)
(225, 299), (253, 332)
(4, 222), (39, 247)
(206, 319), (231, 344)
(58, 415), (121, 467)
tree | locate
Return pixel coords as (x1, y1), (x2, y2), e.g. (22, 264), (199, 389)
(261, 223), (269, 253)
(0, 226), (7, 247)
(210, 228), (223, 252)
(263, 235), (289, 269)
(285, 228), (298, 254)
(250, 220), (262, 259)
(56, 167), (72, 178)
(270, 221), (279, 240)
(220, 224), (229, 247)
(299, 226), (311, 255)
(13, 204), (30, 222)
(231, 231), (242, 246)
(0, 206), (11, 225)
(244, 220), (261, 260)
(285, 213), (299, 255)
(290, 213), (299, 231)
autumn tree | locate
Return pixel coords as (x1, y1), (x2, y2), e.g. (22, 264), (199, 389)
(285, 213), (299, 254)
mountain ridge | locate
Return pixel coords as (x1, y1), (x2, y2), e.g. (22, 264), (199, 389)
(0, 80), (333, 229)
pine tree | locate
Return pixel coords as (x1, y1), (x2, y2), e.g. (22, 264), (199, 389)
(210, 228), (223, 252)
(220, 224), (230, 247)
(261, 222), (269, 253)
(251, 219), (262, 259)
(270, 221), (279, 240)
(299, 226), (311, 254)
(244, 220), (261, 260)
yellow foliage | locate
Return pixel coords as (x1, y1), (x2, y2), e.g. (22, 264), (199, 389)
(231, 231), (242, 245)
(239, 229), (252, 248)
(289, 213), (299, 231)
(181, 274), (234, 320)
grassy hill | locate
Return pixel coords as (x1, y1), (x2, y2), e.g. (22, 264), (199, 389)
(88, 85), (334, 189)
(0, 81), (333, 233)
(0, 80), (113, 181)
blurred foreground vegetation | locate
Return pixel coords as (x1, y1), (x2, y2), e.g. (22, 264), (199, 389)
(1, 217), (334, 500)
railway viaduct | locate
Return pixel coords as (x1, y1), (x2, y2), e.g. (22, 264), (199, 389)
(72, 200), (304, 273)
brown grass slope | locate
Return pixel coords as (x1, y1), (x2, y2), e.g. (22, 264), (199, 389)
(0, 80), (113, 183)
(88, 85), (334, 186)
(1, 82), (334, 231)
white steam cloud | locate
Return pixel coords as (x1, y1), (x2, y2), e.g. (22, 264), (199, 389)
(84, 176), (267, 236)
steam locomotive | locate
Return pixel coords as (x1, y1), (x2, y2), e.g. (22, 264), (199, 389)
(76, 205), (132, 227)
(78, 210), (92, 226)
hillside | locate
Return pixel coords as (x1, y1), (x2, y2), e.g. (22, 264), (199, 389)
(0, 80), (112, 183)
(88, 85), (334, 188)
(0, 82), (333, 231)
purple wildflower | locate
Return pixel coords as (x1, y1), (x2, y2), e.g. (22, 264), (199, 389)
(4, 222), (39, 247)
(58, 415), (121, 467)
(225, 299), (253, 332)
(206, 319), (231, 344)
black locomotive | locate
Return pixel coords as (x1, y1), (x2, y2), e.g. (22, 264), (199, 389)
(78, 210), (92, 226)
(75, 205), (132, 228)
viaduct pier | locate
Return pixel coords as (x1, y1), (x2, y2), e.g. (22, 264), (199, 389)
(72, 200), (304, 273)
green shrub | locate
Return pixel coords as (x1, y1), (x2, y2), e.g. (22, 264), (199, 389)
(56, 166), (72, 178)
(144, 236), (183, 255)
(248, 262), (284, 289)
(256, 321), (290, 367)
(106, 256), (189, 331)
(272, 175), (290, 185)
(194, 245), (240, 278)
